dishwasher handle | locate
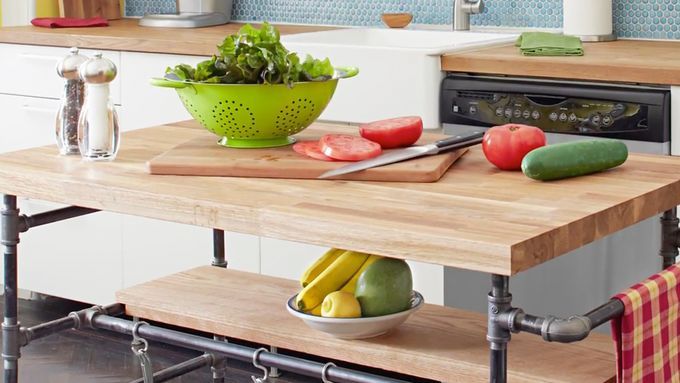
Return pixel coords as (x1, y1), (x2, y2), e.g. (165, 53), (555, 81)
(525, 94), (569, 107)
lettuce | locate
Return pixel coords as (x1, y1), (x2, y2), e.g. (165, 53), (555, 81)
(166, 22), (334, 86)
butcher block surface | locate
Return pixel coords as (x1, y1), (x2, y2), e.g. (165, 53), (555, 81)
(441, 40), (680, 85)
(1, 120), (680, 275)
(147, 125), (467, 182)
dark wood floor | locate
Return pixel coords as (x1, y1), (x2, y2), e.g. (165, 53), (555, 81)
(0, 296), (320, 382)
(0, 296), (432, 382)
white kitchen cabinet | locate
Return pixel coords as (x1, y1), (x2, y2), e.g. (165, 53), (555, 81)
(0, 94), (59, 152)
(671, 86), (680, 156)
(119, 52), (206, 130)
(0, 43), (121, 104)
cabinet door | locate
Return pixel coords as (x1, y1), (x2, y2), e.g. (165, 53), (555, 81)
(0, 44), (121, 104)
(119, 52), (207, 131)
(0, 94), (58, 152)
(121, 216), (260, 287)
(0, 93), (124, 304)
(18, 200), (124, 304)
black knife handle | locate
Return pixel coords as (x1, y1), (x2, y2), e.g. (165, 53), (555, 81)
(434, 131), (485, 153)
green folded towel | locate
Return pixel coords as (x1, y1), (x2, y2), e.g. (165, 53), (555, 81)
(515, 32), (584, 56)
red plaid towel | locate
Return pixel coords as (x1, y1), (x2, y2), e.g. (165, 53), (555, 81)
(611, 264), (680, 383)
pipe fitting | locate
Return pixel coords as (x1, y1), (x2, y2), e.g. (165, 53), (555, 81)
(541, 315), (592, 343)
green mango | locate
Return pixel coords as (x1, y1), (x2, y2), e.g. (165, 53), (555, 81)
(355, 258), (413, 317)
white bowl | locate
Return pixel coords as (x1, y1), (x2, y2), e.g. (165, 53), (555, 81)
(286, 291), (424, 340)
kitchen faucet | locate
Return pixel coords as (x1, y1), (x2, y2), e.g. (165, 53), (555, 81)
(453, 0), (485, 31)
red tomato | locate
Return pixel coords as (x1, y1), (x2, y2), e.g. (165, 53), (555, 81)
(320, 134), (382, 161)
(292, 141), (335, 161)
(482, 124), (546, 170)
(359, 116), (423, 149)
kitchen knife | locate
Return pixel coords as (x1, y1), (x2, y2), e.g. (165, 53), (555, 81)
(318, 131), (485, 179)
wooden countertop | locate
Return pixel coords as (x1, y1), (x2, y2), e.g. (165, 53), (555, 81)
(1, 120), (680, 276)
(442, 40), (680, 85)
(0, 19), (335, 56)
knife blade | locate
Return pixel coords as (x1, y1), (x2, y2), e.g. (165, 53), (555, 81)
(318, 131), (485, 179)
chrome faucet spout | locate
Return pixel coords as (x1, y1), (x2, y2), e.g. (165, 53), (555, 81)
(453, 0), (485, 31)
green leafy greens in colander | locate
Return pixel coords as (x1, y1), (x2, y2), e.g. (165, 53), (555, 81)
(166, 22), (334, 86)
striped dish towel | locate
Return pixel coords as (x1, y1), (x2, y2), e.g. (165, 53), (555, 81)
(611, 264), (680, 383)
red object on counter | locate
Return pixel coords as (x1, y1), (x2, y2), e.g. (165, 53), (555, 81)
(359, 116), (424, 149)
(31, 17), (109, 28)
(482, 124), (546, 170)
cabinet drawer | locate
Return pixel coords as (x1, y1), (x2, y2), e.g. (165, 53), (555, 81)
(0, 44), (121, 104)
(0, 94), (60, 153)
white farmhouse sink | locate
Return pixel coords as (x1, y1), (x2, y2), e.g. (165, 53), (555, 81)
(282, 28), (516, 128)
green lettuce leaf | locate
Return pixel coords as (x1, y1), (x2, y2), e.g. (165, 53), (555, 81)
(164, 21), (334, 86)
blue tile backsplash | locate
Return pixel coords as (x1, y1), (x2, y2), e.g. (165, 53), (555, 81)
(125, 0), (680, 40)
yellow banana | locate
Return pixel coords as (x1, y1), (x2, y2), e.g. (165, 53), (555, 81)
(296, 251), (369, 311)
(299, 248), (345, 288)
(340, 254), (382, 295)
(306, 304), (322, 316)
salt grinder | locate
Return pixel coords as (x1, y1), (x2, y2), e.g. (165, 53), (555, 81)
(77, 52), (120, 161)
(55, 47), (87, 155)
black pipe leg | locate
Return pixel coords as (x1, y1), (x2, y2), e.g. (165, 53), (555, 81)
(212, 229), (227, 268)
(487, 274), (511, 383)
(2, 195), (20, 383)
(211, 229), (227, 382)
(660, 208), (679, 269)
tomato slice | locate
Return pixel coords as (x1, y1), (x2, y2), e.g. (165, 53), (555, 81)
(359, 116), (423, 149)
(319, 134), (382, 161)
(292, 141), (335, 161)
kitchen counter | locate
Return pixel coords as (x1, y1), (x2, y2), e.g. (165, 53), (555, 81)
(442, 39), (680, 85)
(0, 19), (336, 56)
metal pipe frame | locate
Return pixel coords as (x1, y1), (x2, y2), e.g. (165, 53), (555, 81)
(18, 206), (99, 233)
(129, 354), (213, 383)
(211, 228), (227, 383)
(20, 304), (124, 346)
(90, 314), (409, 383)
(660, 208), (679, 269)
(486, 208), (679, 381)
(2, 195), (20, 383)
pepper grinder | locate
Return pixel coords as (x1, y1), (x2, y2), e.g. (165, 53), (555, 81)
(77, 53), (120, 161)
(55, 47), (87, 155)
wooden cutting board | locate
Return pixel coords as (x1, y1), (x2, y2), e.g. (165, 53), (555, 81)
(59, 0), (121, 19)
(147, 126), (469, 182)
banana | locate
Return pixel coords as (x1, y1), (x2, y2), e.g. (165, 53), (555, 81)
(306, 304), (322, 316)
(340, 254), (382, 295)
(296, 250), (369, 311)
(299, 248), (345, 288)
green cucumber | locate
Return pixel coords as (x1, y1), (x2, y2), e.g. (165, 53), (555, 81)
(521, 140), (628, 181)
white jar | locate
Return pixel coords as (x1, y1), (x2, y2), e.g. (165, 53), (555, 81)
(563, 0), (616, 42)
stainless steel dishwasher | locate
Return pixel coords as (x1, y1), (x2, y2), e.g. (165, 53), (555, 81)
(440, 74), (671, 331)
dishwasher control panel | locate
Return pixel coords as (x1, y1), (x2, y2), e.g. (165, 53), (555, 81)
(441, 75), (670, 143)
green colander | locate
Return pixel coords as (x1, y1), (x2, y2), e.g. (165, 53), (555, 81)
(150, 67), (358, 148)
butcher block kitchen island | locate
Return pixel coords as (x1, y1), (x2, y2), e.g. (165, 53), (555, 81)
(3, 120), (680, 382)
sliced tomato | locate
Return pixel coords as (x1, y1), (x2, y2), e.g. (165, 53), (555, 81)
(359, 116), (423, 149)
(319, 134), (382, 161)
(292, 141), (335, 161)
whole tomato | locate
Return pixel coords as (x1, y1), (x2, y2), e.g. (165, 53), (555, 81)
(482, 124), (546, 170)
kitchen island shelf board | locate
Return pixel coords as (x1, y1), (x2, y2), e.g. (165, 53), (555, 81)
(116, 266), (616, 383)
(1, 121), (680, 276)
(442, 40), (680, 86)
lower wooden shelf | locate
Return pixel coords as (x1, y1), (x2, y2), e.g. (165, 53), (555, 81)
(116, 266), (616, 383)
